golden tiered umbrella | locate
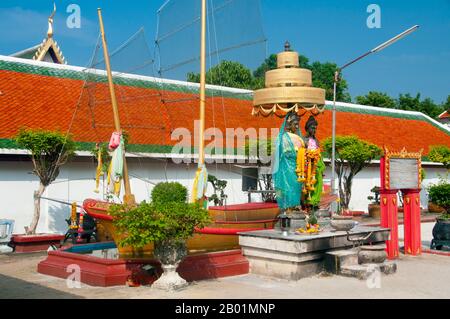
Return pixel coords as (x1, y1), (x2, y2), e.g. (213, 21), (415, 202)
(252, 42), (326, 118)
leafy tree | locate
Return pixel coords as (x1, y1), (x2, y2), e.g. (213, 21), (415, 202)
(443, 95), (450, 112)
(310, 61), (351, 102)
(428, 145), (450, 170)
(322, 136), (382, 211)
(15, 129), (76, 234)
(397, 93), (421, 112)
(187, 60), (254, 89)
(419, 97), (444, 119)
(356, 91), (396, 108)
(396, 93), (444, 119)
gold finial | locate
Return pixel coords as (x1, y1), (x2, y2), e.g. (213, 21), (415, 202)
(47, 3), (56, 38)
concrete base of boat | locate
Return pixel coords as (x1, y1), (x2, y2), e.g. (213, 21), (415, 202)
(238, 226), (390, 280)
(37, 242), (249, 287)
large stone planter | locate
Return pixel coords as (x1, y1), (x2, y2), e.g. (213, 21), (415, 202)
(330, 215), (356, 232)
(368, 204), (381, 219)
(152, 239), (188, 291)
(431, 218), (450, 251)
(358, 245), (387, 264)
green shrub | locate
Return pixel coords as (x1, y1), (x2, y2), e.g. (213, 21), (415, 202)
(151, 182), (188, 204)
(428, 179), (450, 216)
(428, 145), (450, 169)
(110, 201), (211, 248)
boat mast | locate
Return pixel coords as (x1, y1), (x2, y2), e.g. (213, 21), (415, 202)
(97, 8), (135, 205)
(198, 0), (207, 168)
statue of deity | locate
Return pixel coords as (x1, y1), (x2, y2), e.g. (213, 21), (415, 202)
(273, 112), (305, 212)
(301, 116), (325, 209)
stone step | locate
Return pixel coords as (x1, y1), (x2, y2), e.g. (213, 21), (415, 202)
(340, 261), (397, 280)
(323, 249), (358, 274)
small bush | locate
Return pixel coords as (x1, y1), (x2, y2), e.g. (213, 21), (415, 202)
(151, 182), (188, 204)
(110, 201), (211, 248)
(428, 179), (450, 215)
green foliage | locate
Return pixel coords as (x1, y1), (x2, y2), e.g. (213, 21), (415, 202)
(398, 93), (444, 119)
(244, 138), (273, 160)
(110, 201), (211, 248)
(428, 179), (450, 215)
(307, 214), (318, 225)
(355, 92), (446, 119)
(428, 145), (450, 169)
(15, 128), (76, 186)
(444, 95), (450, 112)
(310, 61), (351, 102)
(187, 60), (255, 89)
(356, 91), (396, 108)
(187, 54), (351, 101)
(207, 175), (228, 206)
(420, 168), (426, 182)
(151, 182), (188, 205)
(322, 136), (382, 210)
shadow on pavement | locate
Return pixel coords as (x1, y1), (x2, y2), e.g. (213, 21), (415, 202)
(0, 274), (82, 299)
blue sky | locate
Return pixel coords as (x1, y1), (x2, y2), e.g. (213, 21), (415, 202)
(1, 0), (449, 103)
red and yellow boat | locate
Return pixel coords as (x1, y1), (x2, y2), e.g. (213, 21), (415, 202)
(83, 199), (279, 257)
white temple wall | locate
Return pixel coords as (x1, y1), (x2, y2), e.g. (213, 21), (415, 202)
(0, 159), (446, 234)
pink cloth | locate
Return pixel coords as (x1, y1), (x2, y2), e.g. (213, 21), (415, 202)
(308, 138), (318, 150)
(108, 131), (121, 150)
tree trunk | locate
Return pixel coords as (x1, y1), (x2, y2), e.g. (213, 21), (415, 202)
(27, 183), (46, 235)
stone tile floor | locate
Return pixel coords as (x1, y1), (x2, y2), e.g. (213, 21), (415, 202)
(0, 218), (448, 299)
(1, 246), (449, 299)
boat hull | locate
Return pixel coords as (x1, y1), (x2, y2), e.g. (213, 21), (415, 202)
(82, 199), (279, 256)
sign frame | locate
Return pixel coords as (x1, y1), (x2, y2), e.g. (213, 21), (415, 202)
(382, 147), (422, 191)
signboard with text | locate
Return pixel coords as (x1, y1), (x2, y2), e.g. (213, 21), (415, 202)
(381, 148), (422, 190)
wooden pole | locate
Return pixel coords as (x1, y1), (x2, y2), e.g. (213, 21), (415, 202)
(97, 8), (135, 205)
(198, 0), (206, 167)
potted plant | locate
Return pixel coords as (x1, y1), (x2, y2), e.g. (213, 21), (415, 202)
(110, 182), (210, 290)
(10, 129), (76, 252)
(207, 175), (228, 206)
(367, 186), (381, 218)
(428, 179), (450, 250)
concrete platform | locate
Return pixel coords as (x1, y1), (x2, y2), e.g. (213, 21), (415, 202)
(238, 226), (390, 280)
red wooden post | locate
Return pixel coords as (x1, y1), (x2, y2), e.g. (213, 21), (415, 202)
(402, 189), (422, 256)
(380, 189), (399, 259)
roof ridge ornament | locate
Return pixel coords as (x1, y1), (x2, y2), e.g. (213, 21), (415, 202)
(47, 3), (57, 38)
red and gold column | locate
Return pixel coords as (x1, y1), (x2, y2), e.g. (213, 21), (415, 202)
(402, 189), (422, 256)
(380, 189), (399, 259)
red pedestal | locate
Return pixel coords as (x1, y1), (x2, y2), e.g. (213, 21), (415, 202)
(10, 234), (64, 253)
(38, 246), (249, 287)
(402, 189), (422, 256)
(380, 190), (399, 259)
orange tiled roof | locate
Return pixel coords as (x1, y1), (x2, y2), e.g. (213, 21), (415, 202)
(0, 56), (449, 156)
